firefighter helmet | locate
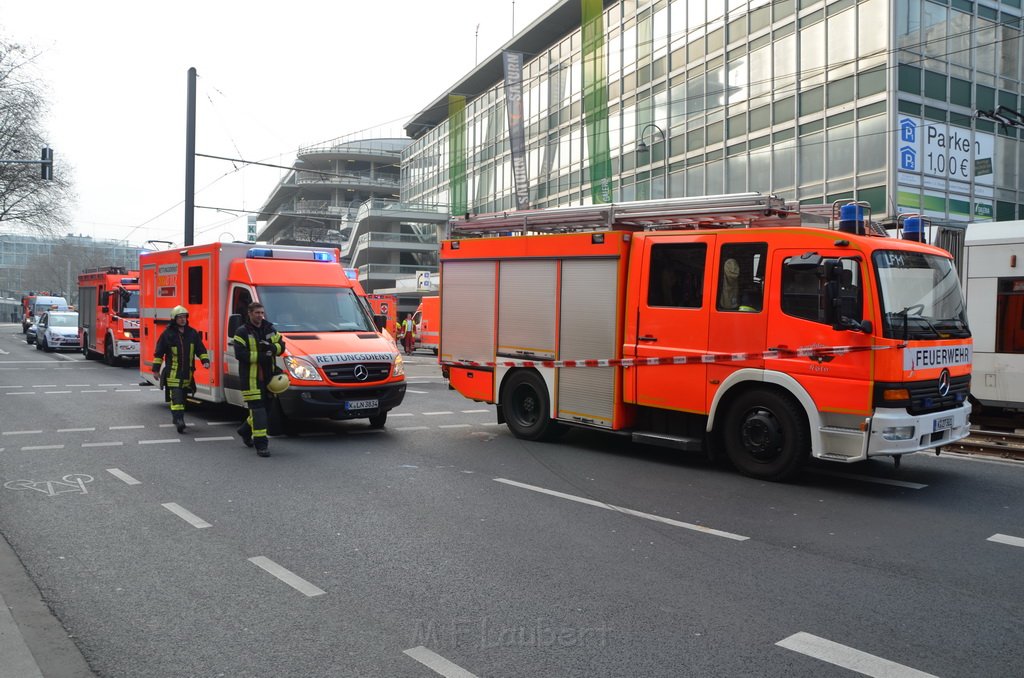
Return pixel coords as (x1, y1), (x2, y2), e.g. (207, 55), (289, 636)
(268, 373), (290, 394)
(171, 305), (189, 319)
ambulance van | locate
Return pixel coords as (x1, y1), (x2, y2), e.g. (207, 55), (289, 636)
(139, 243), (406, 429)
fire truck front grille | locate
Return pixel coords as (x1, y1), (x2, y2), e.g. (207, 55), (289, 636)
(875, 375), (970, 415)
(322, 362), (392, 383)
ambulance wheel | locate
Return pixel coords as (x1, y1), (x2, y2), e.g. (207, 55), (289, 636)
(723, 388), (808, 482)
(502, 370), (564, 441)
(368, 412), (387, 429)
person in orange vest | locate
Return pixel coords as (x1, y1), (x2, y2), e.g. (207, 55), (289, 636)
(152, 305), (209, 433)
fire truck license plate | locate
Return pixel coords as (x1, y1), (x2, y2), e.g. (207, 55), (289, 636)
(933, 416), (954, 432)
(345, 399), (378, 411)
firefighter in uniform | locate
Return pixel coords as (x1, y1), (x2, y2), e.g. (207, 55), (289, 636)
(152, 305), (209, 434)
(233, 302), (286, 457)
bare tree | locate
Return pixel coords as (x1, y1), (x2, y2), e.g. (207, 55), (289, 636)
(0, 37), (74, 235)
(21, 239), (135, 305)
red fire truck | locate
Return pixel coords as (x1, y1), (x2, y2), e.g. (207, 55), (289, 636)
(439, 194), (973, 481)
(78, 267), (141, 363)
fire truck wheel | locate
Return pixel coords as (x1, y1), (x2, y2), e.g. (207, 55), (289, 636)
(723, 389), (809, 481)
(502, 370), (564, 441)
(104, 337), (116, 365)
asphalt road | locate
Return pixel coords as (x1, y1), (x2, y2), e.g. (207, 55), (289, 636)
(0, 324), (1021, 678)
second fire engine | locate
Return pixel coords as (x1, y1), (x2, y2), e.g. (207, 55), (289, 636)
(439, 194), (973, 481)
(78, 267), (141, 363)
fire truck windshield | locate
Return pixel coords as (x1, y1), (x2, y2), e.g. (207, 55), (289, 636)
(121, 291), (140, 318)
(873, 250), (970, 340)
(257, 286), (376, 333)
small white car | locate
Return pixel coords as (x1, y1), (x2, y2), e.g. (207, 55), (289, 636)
(35, 311), (82, 352)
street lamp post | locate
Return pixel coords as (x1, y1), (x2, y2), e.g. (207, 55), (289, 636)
(636, 123), (668, 199)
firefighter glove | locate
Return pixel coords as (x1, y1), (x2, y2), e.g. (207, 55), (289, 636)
(202, 360), (210, 369)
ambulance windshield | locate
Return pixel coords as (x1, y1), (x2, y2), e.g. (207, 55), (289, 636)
(257, 286), (376, 333)
(873, 250), (970, 340)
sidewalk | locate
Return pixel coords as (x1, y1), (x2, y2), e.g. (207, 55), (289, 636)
(0, 533), (94, 677)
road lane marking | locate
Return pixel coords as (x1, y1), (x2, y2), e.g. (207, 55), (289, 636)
(82, 442), (123, 448)
(64, 384), (89, 387)
(81, 390), (107, 393)
(110, 425), (145, 430)
(495, 478), (749, 541)
(461, 409), (490, 413)
(395, 426), (430, 431)
(2, 430), (43, 436)
(107, 469), (141, 485)
(407, 389), (429, 394)
(139, 439), (180, 445)
(206, 421), (236, 426)
(423, 411), (453, 416)
(161, 503), (212, 529)
(22, 445), (65, 451)
(98, 383), (123, 387)
(159, 424), (176, 428)
(31, 384), (56, 388)
(807, 469), (928, 490)
(403, 647), (479, 678)
(44, 390), (72, 394)
(196, 436), (234, 442)
(59, 427), (96, 432)
(776, 632), (938, 677)
(115, 389), (142, 392)
(390, 413), (414, 417)
(5, 392), (35, 395)
(247, 557), (325, 597)
(988, 533), (1024, 548)
(438, 424), (472, 429)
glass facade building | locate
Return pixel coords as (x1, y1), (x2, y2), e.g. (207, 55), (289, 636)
(403, 0), (1023, 223)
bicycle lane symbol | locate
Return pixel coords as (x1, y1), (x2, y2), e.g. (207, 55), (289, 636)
(4, 474), (94, 497)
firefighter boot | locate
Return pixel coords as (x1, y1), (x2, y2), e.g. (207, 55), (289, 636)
(236, 423), (253, 448)
(173, 412), (187, 434)
(254, 437), (270, 457)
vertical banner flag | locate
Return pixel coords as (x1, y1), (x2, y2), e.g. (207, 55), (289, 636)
(448, 95), (468, 217)
(582, 0), (613, 203)
(503, 51), (531, 211)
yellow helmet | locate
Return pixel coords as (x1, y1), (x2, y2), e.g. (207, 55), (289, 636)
(171, 305), (189, 319)
(268, 373), (290, 394)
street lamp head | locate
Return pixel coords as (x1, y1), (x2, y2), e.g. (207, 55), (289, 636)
(637, 139), (650, 154)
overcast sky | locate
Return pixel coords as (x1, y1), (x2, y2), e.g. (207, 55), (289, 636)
(1, 0), (556, 247)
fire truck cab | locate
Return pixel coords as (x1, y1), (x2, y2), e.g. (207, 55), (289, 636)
(140, 243), (406, 430)
(440, 194), (973, 481)
(78, 267), (141, 363)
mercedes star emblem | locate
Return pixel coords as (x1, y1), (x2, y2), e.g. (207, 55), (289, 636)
(353, 364), (369, 381)
(937, 368), (951, 397)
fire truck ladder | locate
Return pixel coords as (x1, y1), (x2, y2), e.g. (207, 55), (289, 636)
(449, 193), (804, 236)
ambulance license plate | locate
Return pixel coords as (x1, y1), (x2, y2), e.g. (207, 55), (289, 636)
(933, 416), (954, 432)
(346, 399), (378, 411)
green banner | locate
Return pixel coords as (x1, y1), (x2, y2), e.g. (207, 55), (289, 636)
(581, 0), (613, 203)
(448, 95), (467, 216)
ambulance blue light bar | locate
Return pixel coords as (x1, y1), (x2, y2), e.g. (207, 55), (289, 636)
(245, 248), (336, 263)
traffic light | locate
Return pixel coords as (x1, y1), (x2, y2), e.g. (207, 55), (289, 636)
(40, 147), (53, 180)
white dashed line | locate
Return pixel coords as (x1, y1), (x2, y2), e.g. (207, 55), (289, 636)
(395, 426), (430, 431)
(59, 427), (96, 432)
(495, 478), (749, 541)
(461, 409), (490, 413)
(81, 390), (107, 393)
(107, 468), (141, 485)
(807, 469), (928, 490)
(776, 632), (938, 677)
(110, 425), (145, 430)
(83, 442), (124, 448)
(161, 503), (212, 529)
(64, 384), (90, 387)
(206, 421), (237, 426)
(31, 384), (56, 388)
(98, 383), (123, 387)
(247, 557), (325, 597)
(2, 430), (42, 436)
(44, 390), (72, 394)
(406, 389), (428, 394)
(438, 424), (472, 429)
(423, 411), (453, 416)
(5, 392), (35, 395)
(988, 533), (1024, 548)
(195, 436), (234, 442)
(403, 646), (479, 678)
(22, 445), (65, 451)
(139, 439), (180, 445)
(115, 389), (142, 392)
(390, 413), (414, 417)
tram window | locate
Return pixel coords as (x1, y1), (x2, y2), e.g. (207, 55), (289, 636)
(995, 278), (1024, 354)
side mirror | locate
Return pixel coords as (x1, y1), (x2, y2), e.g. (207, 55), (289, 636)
(228, 314), (242, 337)
(373, 314), (387, 332)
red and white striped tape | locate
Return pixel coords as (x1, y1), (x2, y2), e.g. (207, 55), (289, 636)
(440, 344), (894, 369)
